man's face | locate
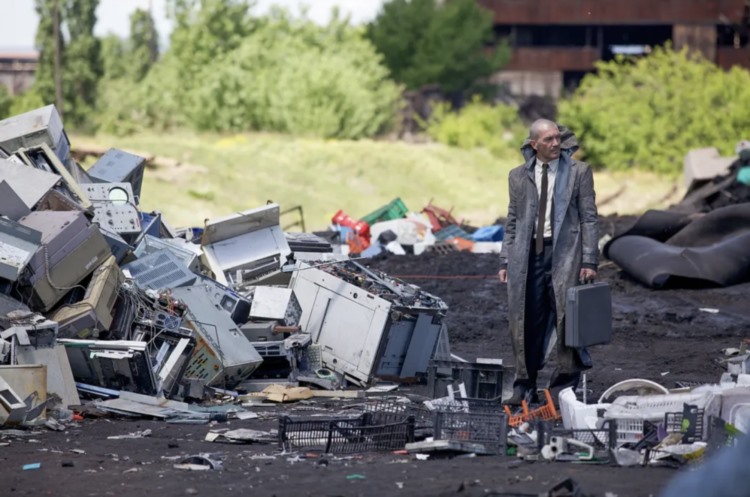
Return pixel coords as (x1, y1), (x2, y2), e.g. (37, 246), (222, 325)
(531, 127), (561, 161)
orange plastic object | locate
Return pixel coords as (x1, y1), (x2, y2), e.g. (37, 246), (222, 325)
(448, 237), (475, 252)
(504, 389), (560, 427)
(346, 232), (370, 255)
(331, 210), (371, 239)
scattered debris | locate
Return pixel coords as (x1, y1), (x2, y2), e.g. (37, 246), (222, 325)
(107, 429), (152, 440)
(206, 428), (276, 444)
(174, 455), (223, 471)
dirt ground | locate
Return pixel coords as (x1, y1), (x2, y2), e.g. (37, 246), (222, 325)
(2, 219), (749, 497)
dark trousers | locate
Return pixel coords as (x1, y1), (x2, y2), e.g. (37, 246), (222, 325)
(516, 239), (556, 389)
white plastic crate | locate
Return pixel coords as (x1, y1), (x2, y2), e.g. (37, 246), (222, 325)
(562, 388), (720, 446)
(604, 391), (720, 443)
(604, 392), (719, 420)
(614, 418), (647, 444)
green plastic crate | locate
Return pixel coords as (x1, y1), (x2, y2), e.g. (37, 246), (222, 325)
(360, 198), (409, 225)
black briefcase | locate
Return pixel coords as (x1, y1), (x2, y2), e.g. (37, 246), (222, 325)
(565, 282), (612, 347)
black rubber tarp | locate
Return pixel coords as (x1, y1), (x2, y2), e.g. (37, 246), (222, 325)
(603, 203), (750, 288)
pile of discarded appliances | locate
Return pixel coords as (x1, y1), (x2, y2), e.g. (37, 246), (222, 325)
(329, 198), (504, 257)
(0, 105), (453, 427)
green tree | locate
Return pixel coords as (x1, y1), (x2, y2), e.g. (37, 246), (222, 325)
(63, 0), (102, 128)
(33, 0), (64, 108)
(168, 0), (256, 78)
(186, 14), (399, 138)
(559, 45), (750, 175)
(100, 34), (127, 80)
(366, 0), (508, 94)
(129, 8), (159, 81)
(0, 85), (12, 119)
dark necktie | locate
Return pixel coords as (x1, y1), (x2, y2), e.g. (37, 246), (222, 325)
(536, 163), (549, 255)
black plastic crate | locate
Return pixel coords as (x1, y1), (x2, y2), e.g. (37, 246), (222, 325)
(278, 413), (415, 454)
(369, 398), (433, 429)
(665, 405), (705, 442)
(427, 359), (505, 399)
(433, 410), (508, 455)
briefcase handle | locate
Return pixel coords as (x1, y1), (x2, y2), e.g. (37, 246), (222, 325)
(579, 274), (596, 285)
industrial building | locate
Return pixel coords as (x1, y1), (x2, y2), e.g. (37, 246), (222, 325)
(480, 0), (750, 97)
(0, 52), (37, 96)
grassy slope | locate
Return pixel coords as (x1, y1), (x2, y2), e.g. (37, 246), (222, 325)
(73, 132), (681, 230)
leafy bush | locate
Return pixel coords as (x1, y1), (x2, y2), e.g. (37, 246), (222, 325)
(423, 96), (524, 159)
(101, 0), (257, 133)
(185, 15), (399, 138)
(559, 45), (750, 175)
(8, 89), (45, 117)
(0, 85), (12, 119)
(97, 5), (399, 139)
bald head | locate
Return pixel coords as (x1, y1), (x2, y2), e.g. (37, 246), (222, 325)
(529, 119), (561, 162)
(529, 119), (558, 140)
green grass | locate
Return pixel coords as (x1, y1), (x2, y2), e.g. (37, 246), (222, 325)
(74, 131), (516, 230)
(72, 131), (680, 230)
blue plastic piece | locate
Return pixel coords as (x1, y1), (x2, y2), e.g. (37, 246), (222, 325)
(470, 225), (504, 242)
(738, 166), (750, 186)
(434, 225), (471, 242)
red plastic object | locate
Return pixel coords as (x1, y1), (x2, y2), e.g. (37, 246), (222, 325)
(422, 200), (461, 232)
(331, 210), (371, 239)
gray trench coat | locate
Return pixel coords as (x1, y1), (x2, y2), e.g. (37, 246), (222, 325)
(498, 129), (599, 380)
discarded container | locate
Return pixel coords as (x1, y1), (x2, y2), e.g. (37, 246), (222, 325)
(504, 390), (560, 427)
(433, 409), (508, 455)
(370, 219), (432, 247)
(278, 413), (415, 454)
(470, 225), (504, 242)
(422, 201), (461, 232)
(0, 376), (27, 426)
(433, 225), (471, 242)
(558, 387), (610, 432)
(427, 359), (505, 400)
(331, 210), (370, 239)
(360, 198), (408, 226)
(0, 364), (47, 421)
(604, 391), (720, 444)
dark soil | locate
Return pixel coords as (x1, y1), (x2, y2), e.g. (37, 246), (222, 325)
(367, 250), (750, 399)
(2, 240), (749, 497)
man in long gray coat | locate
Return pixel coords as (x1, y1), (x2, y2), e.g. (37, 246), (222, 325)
(498, 119), (599, 405)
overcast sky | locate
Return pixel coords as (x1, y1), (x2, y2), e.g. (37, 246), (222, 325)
(0, 0), (385, 51)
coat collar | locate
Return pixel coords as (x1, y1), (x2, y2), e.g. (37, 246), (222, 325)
(523, 152), (577, 244)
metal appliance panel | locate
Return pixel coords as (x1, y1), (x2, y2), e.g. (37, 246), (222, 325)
(291, 266), (391, 386)
(86, 148), (146, 198)
(172, 285), (262, 388)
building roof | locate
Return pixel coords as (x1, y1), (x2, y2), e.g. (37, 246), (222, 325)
(479, 0), (747, 25)
(0, 51), (39, 61)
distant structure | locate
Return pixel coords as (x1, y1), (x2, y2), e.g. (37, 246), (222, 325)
(480, 0), (750, 97)
(0, 51), (38, 95)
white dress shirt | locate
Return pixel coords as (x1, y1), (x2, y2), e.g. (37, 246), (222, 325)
(534, 157), (558, 238)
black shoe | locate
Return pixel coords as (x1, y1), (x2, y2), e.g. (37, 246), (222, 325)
(549, 371), (581, 391)
(506, 384), (533, 406)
